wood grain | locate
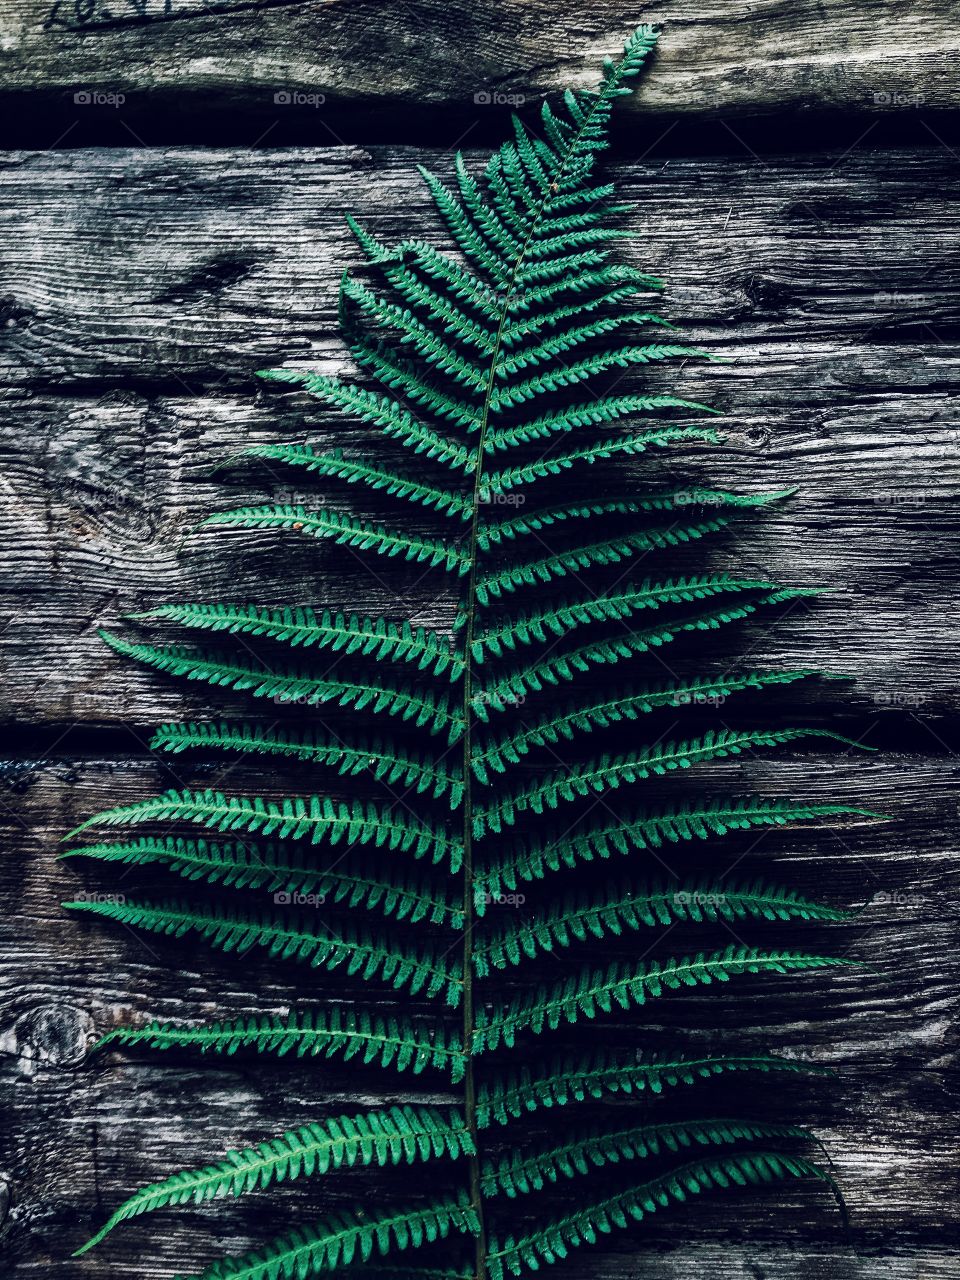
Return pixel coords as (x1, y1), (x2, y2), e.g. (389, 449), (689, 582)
(0, 754), (957, 1278)
(0, 146), (958, 734)
(0, 84), (958, 1280)
(0, 0), (957, 123)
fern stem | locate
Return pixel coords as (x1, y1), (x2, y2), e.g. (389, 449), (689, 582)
(459, 56), (642, 1280)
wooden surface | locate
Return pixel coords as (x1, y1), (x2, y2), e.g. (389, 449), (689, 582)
(1, 11), (959, 1280)
(0, 0), (958, 122)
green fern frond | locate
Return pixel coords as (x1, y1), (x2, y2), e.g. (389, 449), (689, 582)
(130, 602), (464, 679)
(479, 427), (723, 494)
(258, 370), (478, 468)
(473, 507), (781, 603)
(481, 394), (713, 451)
(65, 898), (464, 1003)
(474, 947), (860, 1051)
(481, 1118), (813, 1198)
(149, 722), (464, 806)
(95, 1008), (465, 1079)
(499, 295), (668, 348)
(475, 492), (784, 550)
(70, 24), (870, 1274)
(494, 312), (676, 376)
(62, 835), (463, 927)
(200, 504), (470, 575)
(76, 1105), (473, 1255)
(475, 728), (867, 835)
(487, 1153), (838, 1279)
(341, 273), (490, 389)
(99, 633), (465, 741)
(178, 1192), (479, 1280)
(479, 799), (880, 897)
(472, 672), (826, 779)
(474, 879), (852, 971)
(478, 590), (823, 705)
(476, 1051), (833, 1127)
(67, 788), (463, 870)
(240, 445), (472, 519)
(486, 344), (711, 412)
(472, 575), (786, 657)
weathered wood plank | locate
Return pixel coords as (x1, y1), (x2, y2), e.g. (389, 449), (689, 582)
(0, 131), (957, 1279)
(0, 0), (957, 122)
(0, 146), (957, 727)
(0, 754), (957, 1276)
(3, 146), (960, 388)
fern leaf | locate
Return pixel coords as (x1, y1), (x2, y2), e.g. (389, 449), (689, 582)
(474, 879), (852, 971)
(76, 1105), (472, 1255)
(473, 671), (826, 779)
(99, 633), (465, 741)
(481, 393), (711, 452)
(476, 1051), (832, 1127)
(62, 835), (463, 928)
(341, 273), (490, 389)
(200, 504), (470, 575)
(479, 590), (822, 705)
(258, 370), (478, 468)
(479, 427), (722, 495)
(474, 947), (859, 1051)
(130, 601), (464, 679)
(487, 344), (710, 412)
(95, 1008), (465, 1079)
(67, 788), (463, 870)
(479, 799), (881, 897)
(149, 722), (465, 806)
(65, 899), (464, 1003)
(472, 574), (785, 658)
(345, 332), (483, 428)
(477, 490), (791, 551)
(474, 728), (865, 836)
(474, 512), (749, 604)
(176, 1192), (479, 1280)
(487, 1153), (837, 1279)
(69, 24), (866, 1273)
(482, 1118), (813, 1198)
(494, 311), (675, 376)
(240, 445), (472, 519)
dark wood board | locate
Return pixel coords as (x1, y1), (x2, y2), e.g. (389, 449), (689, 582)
(0, 0), (958, 126)
(0, 56), (958, 1280)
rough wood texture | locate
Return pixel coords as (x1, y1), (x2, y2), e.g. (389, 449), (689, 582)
(1, 146), (958, 733)
(0, 80), (958, 1280)
(0, 0), (957, 121)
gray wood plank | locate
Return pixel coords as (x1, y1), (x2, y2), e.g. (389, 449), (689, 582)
(0, 133), (957, 1279)
(0, 146), (957, 726)
(0, 754), (957, 1276)
(0, 1), (958, 120)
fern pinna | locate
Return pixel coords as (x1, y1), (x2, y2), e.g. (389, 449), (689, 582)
(63, 27), (873, 1280)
